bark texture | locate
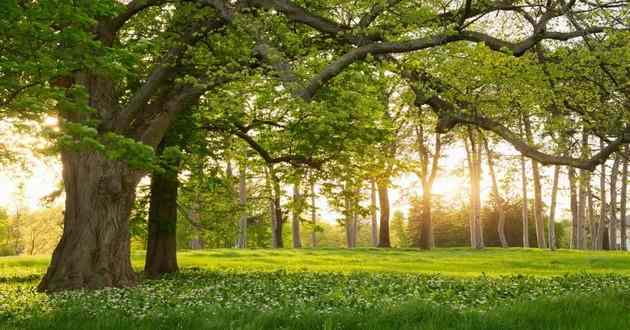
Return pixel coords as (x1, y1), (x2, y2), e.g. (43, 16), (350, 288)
(38, 152), (141, 292)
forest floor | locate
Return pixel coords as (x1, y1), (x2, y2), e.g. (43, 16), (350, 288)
(2, 248), (630, 329)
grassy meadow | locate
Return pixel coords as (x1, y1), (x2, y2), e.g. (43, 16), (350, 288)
(2, 248), (630, 329)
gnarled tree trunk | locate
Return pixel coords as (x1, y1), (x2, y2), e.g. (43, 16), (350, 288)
(38, 152), (141, 292)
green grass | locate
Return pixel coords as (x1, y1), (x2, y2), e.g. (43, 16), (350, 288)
(1, 248), (630, 329)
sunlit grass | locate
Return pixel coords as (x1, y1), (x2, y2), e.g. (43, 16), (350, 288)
(2, 248), (630, 329)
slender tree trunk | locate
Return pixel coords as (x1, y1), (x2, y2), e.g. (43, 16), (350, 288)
(236, 162), (247, 248)
(38, 152), (140, 292)
(520, 154), (530, 248)
(377, 178), (391, 248)
(620, 147), (628, 250)
(610, 155), (620, 250)
(483, 138), (508, 248)
(531, 160), (547, 248)
(599, 140), (608, 250)
(311, 180), (317, 248)
(587, 177), (594, 249)
(466, 130), (484, 249)
(267, 166), (283, 248)
(370, 180), (378, 247)
(548, 165), (560, 250)
(569, 166), (578, 249)
(344, 194), (353, 248)
(577, 169), (587, 249)
(145, 157), (179, 278)
(292, 182), (302, 248)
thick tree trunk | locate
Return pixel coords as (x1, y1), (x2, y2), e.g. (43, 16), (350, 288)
(236, 162), (248, 248)
(370, 180), (378, 246)
(609, 155), (620, 250)
(292, 183), (302, 248)
(531, 160), (547, 248)
(569, 167), (578, 249)
(621, 147), (628, 250)
(548, 165), (560, 250)
(38, 152), (140, 292)
(520, 155), (530, 248)
(145, 160), (179, 278)
(377, 178), (391, 248)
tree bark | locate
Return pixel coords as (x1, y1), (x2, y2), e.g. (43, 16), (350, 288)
(370, 180), (378, 246)
(145, 154), (179, 278)
(377, 178), (391, 248)
(292, 182), (302, 248)
(38, 152), (141, 292)
(520, 154), (530, 248)
(483, 138), (507, 248)
(548, 165), (560, 250)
